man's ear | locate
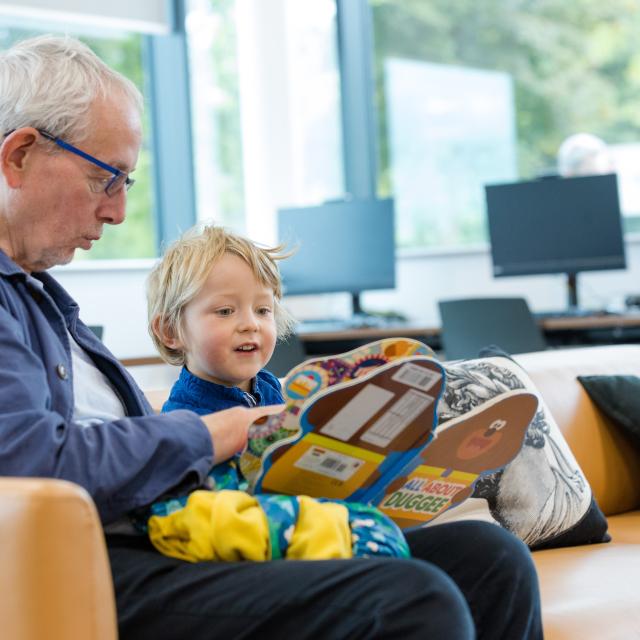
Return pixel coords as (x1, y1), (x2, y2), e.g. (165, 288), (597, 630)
(151, 316), (184, 350)
(0, 128), (39, 188)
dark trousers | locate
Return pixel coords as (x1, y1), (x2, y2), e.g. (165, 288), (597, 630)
(108, 521), (542, 640)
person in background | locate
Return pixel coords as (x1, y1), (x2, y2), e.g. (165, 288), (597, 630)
(557, 132), (614, 177)
(0, 34), (542, 639)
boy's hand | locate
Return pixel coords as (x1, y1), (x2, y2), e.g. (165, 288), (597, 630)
(201, 404), (285, 464)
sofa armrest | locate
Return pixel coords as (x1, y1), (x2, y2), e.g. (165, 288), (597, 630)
(0, 478), (117, 640)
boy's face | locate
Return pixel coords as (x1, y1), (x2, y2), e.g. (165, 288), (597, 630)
(177, 252), (278, 392)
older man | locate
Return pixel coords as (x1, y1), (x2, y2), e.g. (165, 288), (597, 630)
(0, 35), (541, 640)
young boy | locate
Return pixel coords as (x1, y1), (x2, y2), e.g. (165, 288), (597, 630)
(143, 224), (409, 562)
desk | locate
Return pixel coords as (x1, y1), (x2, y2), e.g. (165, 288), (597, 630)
(297, 323), (439, 355)
(121, 313), (640, 370)
(298, 313), (640, 356)
(539, 313), (640, 331)
(540, 313), (640, 348)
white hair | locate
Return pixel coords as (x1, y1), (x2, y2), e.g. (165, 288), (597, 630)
(557, 133), (612, 177)
(0, 35), (143, 143)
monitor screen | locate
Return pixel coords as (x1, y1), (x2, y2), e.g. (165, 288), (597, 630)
(277, 198), (396, 297)
(485, 173), (626, 278)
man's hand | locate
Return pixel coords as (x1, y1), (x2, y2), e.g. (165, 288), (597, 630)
(201, 404), (285, 465)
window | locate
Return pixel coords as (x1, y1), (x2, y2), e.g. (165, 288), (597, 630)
(370, 0), (640, 248)
(0, 24), (157, 259)
(185, 0), (343, 243)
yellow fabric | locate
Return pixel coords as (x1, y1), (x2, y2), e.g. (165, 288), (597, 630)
(148, 490), (270, 562)
(286, 496), (351, 560)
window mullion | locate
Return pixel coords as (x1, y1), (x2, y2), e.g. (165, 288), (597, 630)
(336, 0), (378, 199)
(144, 0), (196, 250)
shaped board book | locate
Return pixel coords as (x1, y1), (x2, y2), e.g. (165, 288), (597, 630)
(240, 338), (538, 528)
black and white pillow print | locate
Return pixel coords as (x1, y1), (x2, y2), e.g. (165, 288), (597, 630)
(428, 355), (608, 550)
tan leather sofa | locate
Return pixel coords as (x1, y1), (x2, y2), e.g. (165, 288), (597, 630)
(515, 345), (640, 640)
(1, 344), (639, 639)
(0, 478), (118, 640)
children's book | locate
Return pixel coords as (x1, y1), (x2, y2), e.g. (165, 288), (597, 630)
(240, 338), (538, 529)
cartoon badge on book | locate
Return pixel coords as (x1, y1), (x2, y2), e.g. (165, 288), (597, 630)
(377, 390), (538, 528)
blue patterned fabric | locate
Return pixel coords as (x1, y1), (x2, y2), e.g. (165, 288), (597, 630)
(254, 495), (410, 560)
(343, 502), (411, 558)
(141, 488), (409, 560)
(255, 494), (300, 560)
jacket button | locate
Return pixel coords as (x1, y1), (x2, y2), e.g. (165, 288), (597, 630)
(56, 364), (68, 380)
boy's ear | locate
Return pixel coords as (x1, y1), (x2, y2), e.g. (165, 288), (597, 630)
(152, 316), (184, 351)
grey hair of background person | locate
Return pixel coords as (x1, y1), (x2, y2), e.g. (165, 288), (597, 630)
(0, 34), (143, 144)
(557, 132), (612, 178)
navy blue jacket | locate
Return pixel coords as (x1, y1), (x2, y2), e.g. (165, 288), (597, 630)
(0, 249), (213, 524)
(163, 366), (283, 415)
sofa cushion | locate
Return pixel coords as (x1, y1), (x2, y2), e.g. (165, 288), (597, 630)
(577, 374), (640, 451)
(429, 354), (609, 550)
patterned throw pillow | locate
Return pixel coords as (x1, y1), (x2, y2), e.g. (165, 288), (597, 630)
(428, 354), (609, 550)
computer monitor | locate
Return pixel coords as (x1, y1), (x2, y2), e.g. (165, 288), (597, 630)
(277, 198), (396, 317)
(485, 173), (626, 310)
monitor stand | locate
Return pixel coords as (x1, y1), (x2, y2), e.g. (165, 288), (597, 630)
(567, 273), (579, 310)
(351, 292), (367, 317)
(536, 273), (615, 319)
(348, 292), (376, 327)
(564, 273), (602, 315)
(297, 293), (408, 332)
(562, 273), (609, 316)
(543, 273), (585, 316)
(348, 292), (406, 328)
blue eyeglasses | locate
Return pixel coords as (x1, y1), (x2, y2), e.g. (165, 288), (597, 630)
(36, 129), (135, 197)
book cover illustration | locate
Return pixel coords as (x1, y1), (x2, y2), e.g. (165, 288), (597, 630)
(239, 337), (434, 488)
(375, 390), (538, 528)
(241, 339), (538, 528)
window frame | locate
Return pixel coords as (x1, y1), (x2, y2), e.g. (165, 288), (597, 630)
(145, 0), (197, 249)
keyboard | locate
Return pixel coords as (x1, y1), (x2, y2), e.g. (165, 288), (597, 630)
(534, 309), (620, 320)
(297, 316), (408, 333)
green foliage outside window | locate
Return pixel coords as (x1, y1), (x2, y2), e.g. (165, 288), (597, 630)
(371, 0), (640, 246)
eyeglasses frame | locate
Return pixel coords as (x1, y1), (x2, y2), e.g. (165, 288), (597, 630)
(36, 129), (135, 197)
(27, 128), (135, 196)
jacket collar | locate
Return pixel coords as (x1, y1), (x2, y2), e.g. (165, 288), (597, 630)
(0, 248), (26, 278)
(0, 249), (80, 324)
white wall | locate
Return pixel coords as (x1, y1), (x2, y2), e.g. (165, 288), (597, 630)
(0, 0), (170, 34)
(362, 238), (640, 321)
(53, 260), (156, 359)
(54, 236), (640, 360)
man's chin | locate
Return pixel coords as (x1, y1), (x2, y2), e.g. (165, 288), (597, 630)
(58, 250), (76, 266)
(33, 248), (75, 271)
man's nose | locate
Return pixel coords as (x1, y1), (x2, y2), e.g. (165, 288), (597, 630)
(97, 189), (127, 225)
